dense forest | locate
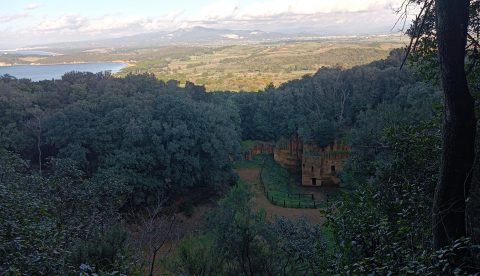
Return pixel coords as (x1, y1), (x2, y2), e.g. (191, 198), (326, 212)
(2, 48), (479, 274)
(2, 1), (480, 275)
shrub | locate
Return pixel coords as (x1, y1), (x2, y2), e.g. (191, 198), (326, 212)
(178, 200), (195, 217)
(71, 226), (131, 273)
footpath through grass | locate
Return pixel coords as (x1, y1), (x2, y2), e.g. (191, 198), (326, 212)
(234, 154), (323, 208)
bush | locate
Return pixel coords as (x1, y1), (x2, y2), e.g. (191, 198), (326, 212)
(178, 200), (195, 217)
(0, 151), (137, 274)
(71, 226), (132, 273)
(165, 234), (219, 275)
(168, 183), (327, 275)
(324, 121), (451, 274)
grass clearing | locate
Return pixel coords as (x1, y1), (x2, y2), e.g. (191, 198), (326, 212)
(233, 157), (263, 170)
(259, 155), (323, 209)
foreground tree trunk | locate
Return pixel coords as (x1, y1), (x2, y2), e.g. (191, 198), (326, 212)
(433, 0), (476, 249)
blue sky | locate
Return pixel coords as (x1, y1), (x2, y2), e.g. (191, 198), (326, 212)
(1, 0), (409, 48)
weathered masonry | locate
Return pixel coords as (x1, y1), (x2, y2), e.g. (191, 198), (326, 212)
(273, 136), (350, 187)
(301, 142), (350, 187)
(241, 136), (350, 187)
(273, 135), (303, 172)
(240, 141), (275, 161)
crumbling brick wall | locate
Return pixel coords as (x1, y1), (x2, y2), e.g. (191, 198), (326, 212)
(301, 142), (350, 187)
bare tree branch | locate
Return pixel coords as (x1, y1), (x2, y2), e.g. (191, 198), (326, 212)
(467, 33), (480, 48)
(400, 0), (434, 70)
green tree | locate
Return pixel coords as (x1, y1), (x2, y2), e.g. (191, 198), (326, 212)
(403, 0), (478, 249)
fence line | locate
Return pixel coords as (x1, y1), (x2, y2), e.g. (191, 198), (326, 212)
(258, 156), (320, 209)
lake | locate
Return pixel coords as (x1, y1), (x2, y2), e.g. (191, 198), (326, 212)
(1, 50), (59, 56)
(0, 63), (128, 81)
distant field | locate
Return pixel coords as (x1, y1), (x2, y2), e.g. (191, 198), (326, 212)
(120, 37), (406, 91)
(1, 36), (406, 91)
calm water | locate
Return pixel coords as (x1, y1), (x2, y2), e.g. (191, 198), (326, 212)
(0, 63), (127, 81)
(1, 50), (58, 56)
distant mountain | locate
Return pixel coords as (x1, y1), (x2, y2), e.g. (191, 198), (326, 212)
(161, 27), (286, 43)
(33, 27), (324, 50)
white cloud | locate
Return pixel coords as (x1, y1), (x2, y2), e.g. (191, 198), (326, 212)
(34, 14), (182, 35)
(191, 0), (403, 21)
(7, 0), (409, 47)
(25, 3), (41, 10)
(0, 13), (29, 23)
(36, 14), (88, 32)
(183, 0), (405, 33)
(194, 0), (239, 21)
(282, 0), (401, 14)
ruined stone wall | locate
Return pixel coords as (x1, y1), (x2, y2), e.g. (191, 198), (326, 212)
(242, 141), (275, 161)
(273, 135), (302, 172)
(273, 150), (301, 170)
(301, 142), (350, 187)
(242, 136), (350, 187)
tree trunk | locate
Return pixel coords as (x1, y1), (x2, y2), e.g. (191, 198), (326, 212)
(433, 0), (476, 249)
(37, 117), (42, 176)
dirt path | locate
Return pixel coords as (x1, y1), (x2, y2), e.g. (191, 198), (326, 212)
(236, 168), (325, 224)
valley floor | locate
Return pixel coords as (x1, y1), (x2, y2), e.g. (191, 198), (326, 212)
(236, 167), (325, 224)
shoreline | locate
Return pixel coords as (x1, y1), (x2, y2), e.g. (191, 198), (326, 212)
(0, 61), (133, 67)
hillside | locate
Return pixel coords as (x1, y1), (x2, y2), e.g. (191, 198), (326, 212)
(120, 38), (405, 91)
(2, 1), (480, 275)
(2, 45), (480, 274)
(0, 28), (406, 91)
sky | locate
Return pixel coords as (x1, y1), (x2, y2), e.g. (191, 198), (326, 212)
(0, 0), (412, 48)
